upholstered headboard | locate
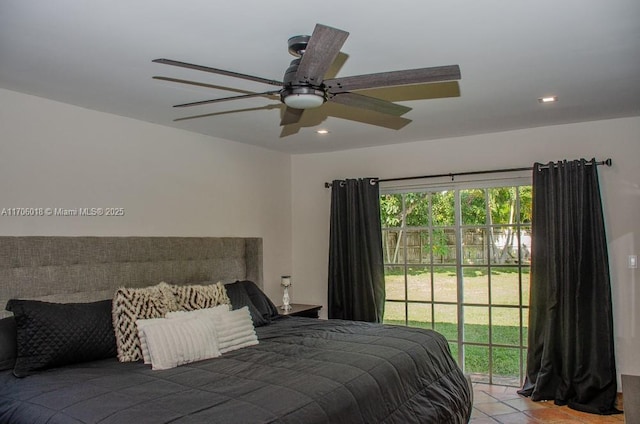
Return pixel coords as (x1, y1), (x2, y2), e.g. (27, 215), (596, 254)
(0, 237), (263, 319)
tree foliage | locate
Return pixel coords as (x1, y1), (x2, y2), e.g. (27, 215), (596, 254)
(381, 186), (532, 265)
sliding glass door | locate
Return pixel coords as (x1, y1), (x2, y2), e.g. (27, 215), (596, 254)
(381, 179), (531, 386)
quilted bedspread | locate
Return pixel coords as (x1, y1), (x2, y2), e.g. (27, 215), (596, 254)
(0, 317), (472, 424)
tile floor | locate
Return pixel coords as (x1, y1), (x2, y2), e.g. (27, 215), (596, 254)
(470, 383), (625, 423)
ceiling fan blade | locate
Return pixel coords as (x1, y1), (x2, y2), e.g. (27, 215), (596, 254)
(325, 65), (461, 93)
(173, 90), (281, 108)
(280, 107), (305, 126)
(329, 92), (411, 116)
(174, 104), (281, 122)
(357, 81), (461, 102)
(153, 76), (260, 96)
(153, 58), (283, 87)
(293, 24), (349, 85)
(324, 102), (412, 130)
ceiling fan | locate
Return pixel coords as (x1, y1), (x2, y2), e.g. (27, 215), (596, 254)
(153, 23), (461, 127)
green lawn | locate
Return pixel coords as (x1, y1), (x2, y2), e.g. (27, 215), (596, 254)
(383, 319), (524, 377)
(383, 268), (529, 383)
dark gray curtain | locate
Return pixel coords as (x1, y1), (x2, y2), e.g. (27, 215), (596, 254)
(519, 159), (619, 415)
(328, 178), (385, 322)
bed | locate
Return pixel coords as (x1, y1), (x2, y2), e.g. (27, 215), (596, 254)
(0, 236), (472, 424)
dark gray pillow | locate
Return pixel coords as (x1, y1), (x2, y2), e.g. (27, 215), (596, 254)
(0, 316), (17, 371)
(235, 280), (279, 321)
(224, 282), (269, 327)
(6, 299), (117, 377)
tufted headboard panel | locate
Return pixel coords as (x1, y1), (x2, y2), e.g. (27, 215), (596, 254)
(0, 236), (262, 318)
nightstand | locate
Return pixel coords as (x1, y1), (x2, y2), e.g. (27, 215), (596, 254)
(278, 303), (322, 318)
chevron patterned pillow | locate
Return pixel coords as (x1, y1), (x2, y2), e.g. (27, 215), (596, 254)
(170, 282), (230, 311)
(112, 282), (177, 362)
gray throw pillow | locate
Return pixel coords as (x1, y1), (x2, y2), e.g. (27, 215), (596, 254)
(224, 282), (269, 327)
(235, 280), (279, 321)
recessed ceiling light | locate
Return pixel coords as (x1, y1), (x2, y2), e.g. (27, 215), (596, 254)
(316, 129), (330, 135)
(538, 96), (558, 103)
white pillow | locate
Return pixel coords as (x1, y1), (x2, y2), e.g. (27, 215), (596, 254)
(212, 306), (259, 354)
(136, 317), (167, 364)
(164, 305), (257, 356)
(137, 312), (218, 364)
(137, 316), (221, 370)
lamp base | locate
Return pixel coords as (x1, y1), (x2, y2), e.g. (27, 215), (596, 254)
(282, 286), (291, 311)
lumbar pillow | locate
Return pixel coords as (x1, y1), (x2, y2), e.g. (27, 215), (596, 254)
(167, 305), (257, 354)
(135, 304), (231, 364)
(170, 282), (230, 311)
(6, 299), (116, 377)
(137, 315), (220, 370)
(136, 317), (167, 365)
(112, 282), (178, 362)
(212, 306), (259, 354)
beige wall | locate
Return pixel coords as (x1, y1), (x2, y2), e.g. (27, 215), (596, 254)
(291, 116), (640, 382)
(0, 88), (292, 302)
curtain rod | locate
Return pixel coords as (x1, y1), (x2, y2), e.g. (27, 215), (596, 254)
(324, 158), (612, 188)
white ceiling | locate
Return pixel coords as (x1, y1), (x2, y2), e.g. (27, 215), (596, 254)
(1, 0), (639, 154)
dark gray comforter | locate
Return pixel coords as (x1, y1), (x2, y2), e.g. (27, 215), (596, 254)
(0, 317), (472, 424)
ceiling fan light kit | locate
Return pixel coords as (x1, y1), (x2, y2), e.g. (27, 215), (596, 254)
(281, 86), (326, 109)
(153, 23), (461, 129)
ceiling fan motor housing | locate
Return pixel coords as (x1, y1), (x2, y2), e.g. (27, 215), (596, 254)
(282, 56), (327, 108)
(283, 58), (303, 85)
